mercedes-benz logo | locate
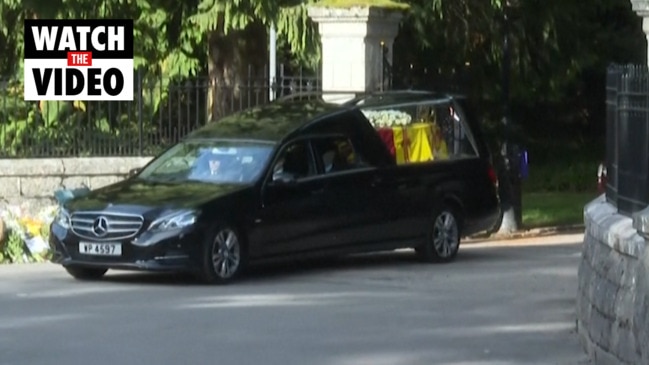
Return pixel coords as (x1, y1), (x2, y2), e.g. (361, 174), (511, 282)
(92, 216), (109, 237)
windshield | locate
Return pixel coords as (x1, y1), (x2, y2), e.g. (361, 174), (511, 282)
(136, 140), (275, 184)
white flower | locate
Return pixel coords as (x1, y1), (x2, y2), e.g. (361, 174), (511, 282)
(362, 109), (412, 128)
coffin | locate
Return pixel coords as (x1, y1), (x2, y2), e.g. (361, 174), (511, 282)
(374, 122), (448, 164)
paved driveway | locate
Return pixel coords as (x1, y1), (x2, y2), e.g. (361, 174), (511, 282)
(0, 233), (589, 365)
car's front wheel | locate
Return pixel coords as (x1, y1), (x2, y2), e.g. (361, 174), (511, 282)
(65, 266), (108, 280)
(416, 204), (462, 263)
(198, 225), (247, 285)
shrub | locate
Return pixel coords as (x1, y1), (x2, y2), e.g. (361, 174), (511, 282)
(523, 160), (597, 193)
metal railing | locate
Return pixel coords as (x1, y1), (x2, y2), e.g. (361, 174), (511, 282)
(0, 64), (321, 158)
(605, 64), (649, 215)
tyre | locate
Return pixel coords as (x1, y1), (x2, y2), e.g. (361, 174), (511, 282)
(65, 266), (108, 280)
(416, 204), (462, 263)
(197, 225), (247, 285)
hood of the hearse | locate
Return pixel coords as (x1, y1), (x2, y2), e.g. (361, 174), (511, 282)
(64, 178), (251, 217)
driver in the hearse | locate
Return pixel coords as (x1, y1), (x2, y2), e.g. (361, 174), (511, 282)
(192, 148), (254, 182)
(189, 149), (228, 180)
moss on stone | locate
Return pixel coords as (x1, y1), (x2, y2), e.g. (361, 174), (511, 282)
(314, 0), (410, 10)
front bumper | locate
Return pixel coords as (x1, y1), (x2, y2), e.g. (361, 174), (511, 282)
(49, 223), (204, 272)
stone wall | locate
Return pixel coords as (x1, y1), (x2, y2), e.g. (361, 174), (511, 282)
(577, 194), (649, 364)
(0, 157), (153, 211)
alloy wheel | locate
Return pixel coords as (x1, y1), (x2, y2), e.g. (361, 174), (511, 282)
(211, 228), (241, 279)
(432, 211), (459, 258)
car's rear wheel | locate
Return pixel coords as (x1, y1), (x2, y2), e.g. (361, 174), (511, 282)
(65, 266), (108, 280)
(416, 204), (462, 263)
(198, 225), (247, 285)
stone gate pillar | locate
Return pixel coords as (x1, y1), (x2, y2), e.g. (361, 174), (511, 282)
(632, 0), (649, 65)
(307, 5), (406, 103)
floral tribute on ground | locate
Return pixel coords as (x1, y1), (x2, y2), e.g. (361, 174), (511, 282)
(0, 204), (56, 263)
(0, 187), (90, 264)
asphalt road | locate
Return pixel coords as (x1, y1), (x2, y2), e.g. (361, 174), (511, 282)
(0, 234), (590, 365)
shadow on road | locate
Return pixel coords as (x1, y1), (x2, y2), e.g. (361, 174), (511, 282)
(101, 251), (419, 286)
(1, 239), (589, 365)
(98, 240), (583, 286)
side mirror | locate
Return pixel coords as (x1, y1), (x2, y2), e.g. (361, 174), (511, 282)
(128, 167), (141, 177)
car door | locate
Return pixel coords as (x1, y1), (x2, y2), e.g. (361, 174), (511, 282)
(367, 164), (429, 242)
(309, 135), (390, 250)
(251, 139), (334, 256)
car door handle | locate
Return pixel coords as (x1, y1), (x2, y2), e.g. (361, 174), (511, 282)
(311, 188), (325, 195)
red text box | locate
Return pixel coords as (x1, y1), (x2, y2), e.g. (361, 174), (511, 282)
(67, 52), (92, 66)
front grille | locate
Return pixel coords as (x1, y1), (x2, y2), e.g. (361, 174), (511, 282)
(70, 211), (144, 241)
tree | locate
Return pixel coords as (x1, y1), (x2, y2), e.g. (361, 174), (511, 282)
(2, 0), (322, 121)
(392, 0), (644, 233)
(183, 0), (320, 120)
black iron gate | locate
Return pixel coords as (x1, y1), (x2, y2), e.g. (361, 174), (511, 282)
(606, 64), (649, 215)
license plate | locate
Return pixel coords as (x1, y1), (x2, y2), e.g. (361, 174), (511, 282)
(79, 242), (122, 256)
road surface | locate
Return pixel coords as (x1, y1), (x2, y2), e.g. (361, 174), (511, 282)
(0, 233), (590, 365)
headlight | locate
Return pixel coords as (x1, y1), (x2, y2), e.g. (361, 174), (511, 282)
(148, 210), (198, 232)
(55, 209), (70, 229)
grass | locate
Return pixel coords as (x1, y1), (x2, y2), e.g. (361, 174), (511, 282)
(522, 191), (597, 229)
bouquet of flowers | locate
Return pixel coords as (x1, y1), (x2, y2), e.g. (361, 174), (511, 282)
(362, 109), (412, 129)
(0, 187), (90, 264)
(0, 204), (57, 263)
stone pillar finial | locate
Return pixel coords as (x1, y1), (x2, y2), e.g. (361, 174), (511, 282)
(307, 4), (406, 103)
(631, 0), (649, 66)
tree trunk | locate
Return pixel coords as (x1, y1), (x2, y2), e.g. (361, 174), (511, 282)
(207, 21), (267, 122)
(493, 142), (523, 234)
(497, 178), (521, 234)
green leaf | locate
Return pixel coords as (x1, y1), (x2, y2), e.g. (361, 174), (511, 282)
(39, 100), (67, 126)
(73, 100), (86, 112)
(95, 118), (111, 132)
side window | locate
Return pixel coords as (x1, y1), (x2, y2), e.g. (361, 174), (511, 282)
(271, 141), (315, 181)
(435, 104), (479, 158)
(312, 137), (366, 174)
(360, 101), (479, 165)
